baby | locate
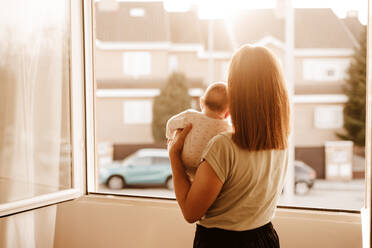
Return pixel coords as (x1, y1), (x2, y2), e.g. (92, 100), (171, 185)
(166, 82), (231, 180)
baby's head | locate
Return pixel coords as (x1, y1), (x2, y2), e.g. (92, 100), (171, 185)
(200, 82), (229, 119)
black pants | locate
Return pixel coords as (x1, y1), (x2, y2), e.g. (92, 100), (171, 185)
(193, 222), (279, 248)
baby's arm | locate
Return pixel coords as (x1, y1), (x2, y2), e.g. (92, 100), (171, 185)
(166, 113), (187, 139)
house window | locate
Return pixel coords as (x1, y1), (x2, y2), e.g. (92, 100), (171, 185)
(123, 100), (152, 124)
(314, 106), (344, 129)
(168, 55), (178, 74)
(221, 61), (230, 81)
(130, 8), (145, 17)
(303, 59), (350, 81)
(123, 52), (151, 78)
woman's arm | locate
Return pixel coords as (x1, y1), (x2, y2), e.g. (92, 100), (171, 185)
(168, 124), (223, 223)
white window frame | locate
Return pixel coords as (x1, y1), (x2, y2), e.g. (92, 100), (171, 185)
(221, 61), (229, 81)
(314, 106), (344, 129)
(122, 100), (152, 124)
(302, 59), (350, 81)
(122, 52), (151, 78)
(0, 0), (86, 217)
(168, 55), (178, 74)
(88, 3), (372, 243)
(363, 2), (372, 245)
(130, 8), (145, 17)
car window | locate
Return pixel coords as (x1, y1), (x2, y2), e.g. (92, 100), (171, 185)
(153, 157), (170, 165)
(131, 157), (152, 166)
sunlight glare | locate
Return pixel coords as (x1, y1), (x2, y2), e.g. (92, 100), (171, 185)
(197, 0), (275, 19)
(164, 0), (367, 24)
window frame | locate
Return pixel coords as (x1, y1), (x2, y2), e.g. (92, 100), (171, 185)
(86, 0), (372, 219)
(122, 51), (152, 78)
(314, 105), (344, 129)
(302, 58), (350, 82)
(122, 100), (153, 124)
(0, 0), (86, 217)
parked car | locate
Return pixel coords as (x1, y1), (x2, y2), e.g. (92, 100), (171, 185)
(294, 160), (316, 194)
(99, 149), (173, 190)
(100, 149), (316, 194)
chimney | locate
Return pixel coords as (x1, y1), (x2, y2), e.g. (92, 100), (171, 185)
(346, 10), (358, 18)
(97, 0), (119, 12)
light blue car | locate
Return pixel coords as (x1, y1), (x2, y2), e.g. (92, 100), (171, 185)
(99, 149), (173, 190)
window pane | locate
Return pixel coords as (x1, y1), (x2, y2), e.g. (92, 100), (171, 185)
(0, 0), (71, 204)
(302, 59), (350, 81)
(94, 1), (366, 211)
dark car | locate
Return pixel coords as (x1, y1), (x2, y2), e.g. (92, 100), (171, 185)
(294, 160), (316, 194)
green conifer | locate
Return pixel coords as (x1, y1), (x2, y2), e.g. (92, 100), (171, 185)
(338, 28), (366, 146)
(152, 72), (191, 143)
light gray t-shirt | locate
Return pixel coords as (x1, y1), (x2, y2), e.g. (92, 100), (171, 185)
(199, 132), (288, 231)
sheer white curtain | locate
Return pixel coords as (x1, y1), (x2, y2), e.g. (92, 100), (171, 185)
(0, 0), (71, 247)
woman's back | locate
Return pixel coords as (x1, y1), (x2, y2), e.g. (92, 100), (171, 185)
(199, 133), (288, 231)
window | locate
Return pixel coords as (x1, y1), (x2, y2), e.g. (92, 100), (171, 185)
(221, 61), (230, 80)
(123, 52), (151, 78)
(131, 157), (152, 166)
(123, 100), (152, 124)
(168, 55), (178, 73)
(130, 8), (145, 17)
(314, 106), (343, 129)
(154, 157), (170, 165)
(0, 0), (84, 217)
(303, 59), (350, 81)
(93, 0), (367, 213)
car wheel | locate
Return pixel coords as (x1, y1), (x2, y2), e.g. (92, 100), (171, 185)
(166, 176), (174, 190)
(295, 181), (310, 195)
(107, 175), (125, 189)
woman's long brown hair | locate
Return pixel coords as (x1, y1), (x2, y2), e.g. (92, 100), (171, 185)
(228, 45), (290, 151)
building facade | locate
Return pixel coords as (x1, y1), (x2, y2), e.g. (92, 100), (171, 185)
(94, 1), (364, 177)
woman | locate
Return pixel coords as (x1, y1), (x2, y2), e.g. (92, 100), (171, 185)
(168, 45), (290, 248)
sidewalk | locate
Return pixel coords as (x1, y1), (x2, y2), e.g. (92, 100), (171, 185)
(314, 179), (364, 191)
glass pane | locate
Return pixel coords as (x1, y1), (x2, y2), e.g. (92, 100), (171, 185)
(0, 0), (71, 204)
(94, 1), (366, 211)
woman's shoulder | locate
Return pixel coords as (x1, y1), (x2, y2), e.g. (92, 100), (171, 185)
(207, 132), (234, 149)
(212, 132), (232, 141)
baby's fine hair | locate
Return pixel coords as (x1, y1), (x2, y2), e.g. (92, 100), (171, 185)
(202, 82), (228, 114)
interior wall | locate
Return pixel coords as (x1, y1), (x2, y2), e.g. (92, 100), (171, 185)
(0, 205), (57, 248)
(54, 195), (362, 248)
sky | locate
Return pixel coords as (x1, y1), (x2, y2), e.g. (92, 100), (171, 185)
(161, 0), (368, 24)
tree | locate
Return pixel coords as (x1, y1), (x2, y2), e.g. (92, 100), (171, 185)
(152, 72), (191, 143)
(337, 28), (367, 147)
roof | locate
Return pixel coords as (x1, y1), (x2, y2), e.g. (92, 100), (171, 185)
(232, 8), (357, 49)
(342, 17), (366, 43)
(95, 4), (357, 50)
(168, 10), (202, 44)
(95, 1), (169, 42)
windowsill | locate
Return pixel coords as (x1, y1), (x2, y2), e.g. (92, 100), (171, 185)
(88, 192), (362, 215)
(0, 177), (70, 205)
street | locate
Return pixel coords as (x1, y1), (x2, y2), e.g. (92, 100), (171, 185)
(99, 179), (364, 211)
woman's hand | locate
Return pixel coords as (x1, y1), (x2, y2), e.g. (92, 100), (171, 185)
(168, 123), (192, 158)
